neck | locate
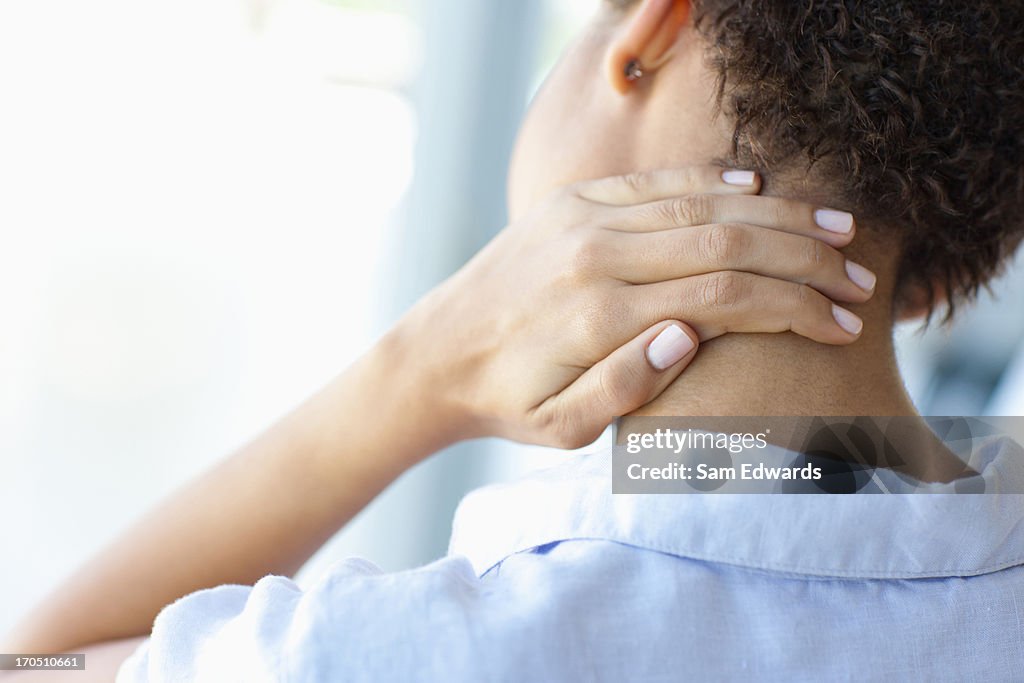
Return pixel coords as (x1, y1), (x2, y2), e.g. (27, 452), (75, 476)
(630, 323), (917, 419)
(620, 309), (981, 483)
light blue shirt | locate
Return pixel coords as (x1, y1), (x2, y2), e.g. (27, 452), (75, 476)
(119, 436), (1024, 682)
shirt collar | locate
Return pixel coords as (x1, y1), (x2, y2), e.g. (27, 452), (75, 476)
(449, 436), (1024, 580)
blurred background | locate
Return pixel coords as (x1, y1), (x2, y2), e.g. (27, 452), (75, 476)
(2, 0), (1022, 636)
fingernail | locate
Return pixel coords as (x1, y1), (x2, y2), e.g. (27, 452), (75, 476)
(845, 260), (877, 292)
(832, 305), (864, 336)
(646, 324), (696, 370)
(722, 169), (756, 186)
(815, 209), (854, 234)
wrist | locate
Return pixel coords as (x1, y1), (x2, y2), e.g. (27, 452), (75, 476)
(365, 309), (472, 462)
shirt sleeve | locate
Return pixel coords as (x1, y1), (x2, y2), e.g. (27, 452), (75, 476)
(115, 555), (490, 683)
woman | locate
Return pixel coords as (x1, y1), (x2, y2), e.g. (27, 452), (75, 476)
(9, 0), (1024, 679)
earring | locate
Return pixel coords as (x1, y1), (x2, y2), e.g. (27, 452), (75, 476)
(624, 59), (644, 82)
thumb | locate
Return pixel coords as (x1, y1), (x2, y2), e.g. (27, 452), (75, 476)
(543, 321), (699, 448)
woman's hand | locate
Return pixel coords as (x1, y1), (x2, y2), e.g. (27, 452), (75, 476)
(393, 166), (873, 449)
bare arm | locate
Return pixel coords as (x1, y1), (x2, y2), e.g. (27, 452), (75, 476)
(3, 338), (446, 654)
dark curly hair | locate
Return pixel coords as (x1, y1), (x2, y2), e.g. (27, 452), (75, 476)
(655, 1), (1024, 318)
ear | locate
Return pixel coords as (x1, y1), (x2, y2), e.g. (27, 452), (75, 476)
(606, 0), (692, 95)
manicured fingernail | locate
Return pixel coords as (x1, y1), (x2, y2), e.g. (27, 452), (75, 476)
(815, 209), (854, 234)
(845, 260), (877, 292)
(722, 169), (756, 186)
(832, 305), (863, 335)
(646, 324), (695, 370)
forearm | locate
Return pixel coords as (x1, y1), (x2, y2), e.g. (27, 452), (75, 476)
(4, 324), (452, 653)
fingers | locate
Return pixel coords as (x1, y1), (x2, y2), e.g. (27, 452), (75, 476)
(534, 322), (700, 449)
(607, 193), (856, 248)
(573, 167), (762, 206)
(606, 223), (876, 303)
(617, 272), (865, 345)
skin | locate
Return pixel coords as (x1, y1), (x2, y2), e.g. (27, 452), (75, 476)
(2, 0), (957, 678)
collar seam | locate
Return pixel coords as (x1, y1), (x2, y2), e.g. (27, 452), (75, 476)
(474, 534), (1024, 580)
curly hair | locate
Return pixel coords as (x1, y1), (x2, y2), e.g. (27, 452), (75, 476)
(686, 1), (1024, 318)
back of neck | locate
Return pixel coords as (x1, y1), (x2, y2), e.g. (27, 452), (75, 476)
(629, 325), (917, 419)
